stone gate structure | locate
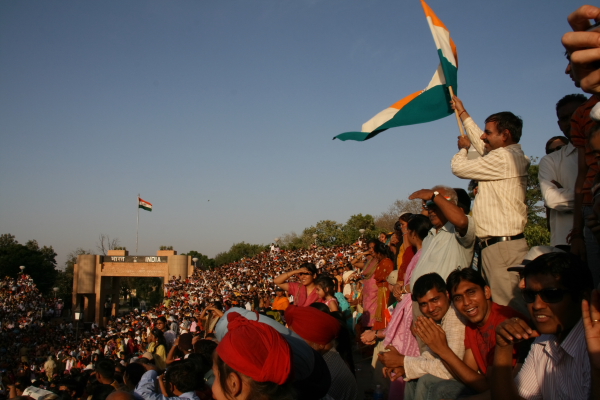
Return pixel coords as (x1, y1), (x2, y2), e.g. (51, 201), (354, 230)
(73, 249), (192, 326)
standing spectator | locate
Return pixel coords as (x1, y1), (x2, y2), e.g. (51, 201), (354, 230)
(274, 263), (320, 307)
(451, 96), (530, 314)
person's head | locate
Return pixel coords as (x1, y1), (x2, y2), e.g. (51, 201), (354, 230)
(164, 361), (197, 396)
(213, 313), (294, 400)
(454, 188), (471, 215)
(544, 136), (569, 155)
(95, 359), (115, 384)
(106, 392), (135, 400)
(275, 288), (285, 298)
(298, 263), (318, 287)
(314, 276), (336, 299)
(521, 252), (593, 341)
(405, 214), (433, 247)
(398, 213), (413, 235)
(378, 233), (387, 243)
(148, 329), (166, 350)
(446, 268), (492, 327)
(482, 112), (523, 150)
(123, 362), (145, 389)
(424, 185), (458, 229)
(155, 317), (167, 332)
(412, 273), (450, 322)
(468, 180), (478, 197)
(555, 93), (587, 138)
(371, 240), (392, 261)
(285, 305), (341, 354)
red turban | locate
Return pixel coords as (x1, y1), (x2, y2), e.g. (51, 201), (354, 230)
(285, 305), (341, 345)
(216, 312), (292, 385)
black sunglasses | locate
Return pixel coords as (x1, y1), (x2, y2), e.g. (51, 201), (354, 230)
(521, 288), (568, 304)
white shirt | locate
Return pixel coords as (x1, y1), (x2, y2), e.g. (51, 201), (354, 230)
(514, 319), (590, 399)
(538, 142), (578, 246)
(451, 117), (530, 239)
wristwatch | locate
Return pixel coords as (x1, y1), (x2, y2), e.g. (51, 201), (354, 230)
(431, 191), (439, 201)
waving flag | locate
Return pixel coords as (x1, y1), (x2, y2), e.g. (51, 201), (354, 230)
(138, 197), (152, 212)
(334, 0), (458, 142)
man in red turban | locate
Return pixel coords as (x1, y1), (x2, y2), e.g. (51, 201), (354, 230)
(285, 305), (358, 400)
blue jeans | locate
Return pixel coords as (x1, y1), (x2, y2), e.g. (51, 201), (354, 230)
(404, 374), (476, 400)
(584, 206), (600, 289)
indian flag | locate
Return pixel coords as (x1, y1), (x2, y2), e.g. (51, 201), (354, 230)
(334, 0), (458, 142)
(139, 197), (152, 212)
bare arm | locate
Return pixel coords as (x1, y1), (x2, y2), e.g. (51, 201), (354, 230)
(409, 189), (468, 235)
(274, 269), (301, 292)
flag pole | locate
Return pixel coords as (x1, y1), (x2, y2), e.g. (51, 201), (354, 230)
(448, 86), (465, 136)
(136, 194), (140, 255)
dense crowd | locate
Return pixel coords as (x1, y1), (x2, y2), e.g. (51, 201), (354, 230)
(3, 4), (600, 400)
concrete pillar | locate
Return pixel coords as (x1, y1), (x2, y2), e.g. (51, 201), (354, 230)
(168, 255), (190, 279)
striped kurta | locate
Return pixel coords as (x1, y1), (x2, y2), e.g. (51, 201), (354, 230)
(514, 319), (590, 399)
(451, 117), (530, 239)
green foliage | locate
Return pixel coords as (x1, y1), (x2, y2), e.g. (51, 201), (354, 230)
(159, 246), (174, 250)
(122, 277), (164, 308)
(182, 250), (215, 270)
(301, 220), (344, 248)
(113, 246), (127, 251)
(374, 199), (423, 231)
(525, 158), (551, 247)
(214, 242), (267, 267)
(0, 234), (58, 294)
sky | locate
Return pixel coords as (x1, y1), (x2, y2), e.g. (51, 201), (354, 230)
(0, 0), (584, 269)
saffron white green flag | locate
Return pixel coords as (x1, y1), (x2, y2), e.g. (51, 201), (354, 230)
(334, 0), (458, 142)
(139, 197), (152, 212)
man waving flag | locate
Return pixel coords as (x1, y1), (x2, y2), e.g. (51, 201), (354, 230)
(334, 0), (458, 142)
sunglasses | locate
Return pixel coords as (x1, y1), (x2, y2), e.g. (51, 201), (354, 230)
(422, 196), (452, 209)
(521, 288), (568, 304)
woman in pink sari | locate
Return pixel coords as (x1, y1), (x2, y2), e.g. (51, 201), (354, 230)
(363, 215), (432, 399)
(353, 239), (379, 328)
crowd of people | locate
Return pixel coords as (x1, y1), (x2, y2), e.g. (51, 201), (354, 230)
(3, 4), (600, 400)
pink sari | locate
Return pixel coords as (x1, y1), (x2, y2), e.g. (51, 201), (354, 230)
(360, 257), (379, 327)
(384, 249), (422, 399)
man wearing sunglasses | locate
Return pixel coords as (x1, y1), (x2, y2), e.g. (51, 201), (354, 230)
(491, 252), (593, 400)
(539, 94), (588, 251)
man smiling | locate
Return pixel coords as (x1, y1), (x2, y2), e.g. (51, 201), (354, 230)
(491, 252), (593, 399)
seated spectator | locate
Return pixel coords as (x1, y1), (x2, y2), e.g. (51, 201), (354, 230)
(314, 276), (340, 312)
(286, 305), (358, 400)
(95, 359), (125, 392)
(271, 288), (290, 311)
(135, 360), (200, 400)
(492, 252), (594, 399)
(377, 273), (465, 400)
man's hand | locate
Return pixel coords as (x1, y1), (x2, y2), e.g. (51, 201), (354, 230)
(409, 189), (436, 201)
(413, 317), (450, 357)
(383, 366), (405, 382)
(457, 135), (471, 150)
(562, 5), (600, 94)
(377, 345), (405, 368)
(583, 289), (600, 370)
(450, 96), (466, 114)
(173, 336), (180, 347)
(495, 317), (539, 347)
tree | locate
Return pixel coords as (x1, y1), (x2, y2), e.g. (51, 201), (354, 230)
(340, 214), (378, 244)
(214, 242), (267, 267)
(278, 231), (305, 250)
(525, 159), (551, 247)
(182, 250), (215, 270)
(375, 199), (423, 231)
(97, 234), (121, 255)
(301, 220), (344, 248)
(0, 234), (58, 293)
(55, 247), (92, 308)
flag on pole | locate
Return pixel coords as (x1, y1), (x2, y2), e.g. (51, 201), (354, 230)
(334, 0), (458, 142)
(138, 197), (152, 212)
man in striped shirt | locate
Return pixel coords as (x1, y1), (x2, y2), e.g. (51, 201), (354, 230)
(491, 252), (593, 399)
(450, 96), (530, 316)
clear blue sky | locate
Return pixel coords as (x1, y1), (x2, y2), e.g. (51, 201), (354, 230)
(0, 0), (583, 268)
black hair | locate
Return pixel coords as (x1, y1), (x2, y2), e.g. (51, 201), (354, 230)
(193, 339), (217, 367)
(150, 329), (167, 352)
(522, 252), (593, 300)
(446, 268), (488, 297)
(372, 240), (393, 260)
(184, 353), (212, 390)
(165, 361), (197, 394)
(314, 276), (336, 296)
(555, 93), (587, 112)
(453, 188), (471, 214)
(156, 316), (167, 325)
(485, 112), (523, 143)
(94, 359), (115, 380)
(407, 214), (433, 241)
(412, 273), (447, 301)
(309, 302), (331, 313)
(90, 384), (115, 400)
(123, 362), (146, 388)
(300, 262), (318, 276)
(544, 136), (568, 154)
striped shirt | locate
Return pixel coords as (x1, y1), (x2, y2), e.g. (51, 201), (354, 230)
(514, 319), (590, 400)
(451, 117), (530, 239)
(404, 305), (466, 381)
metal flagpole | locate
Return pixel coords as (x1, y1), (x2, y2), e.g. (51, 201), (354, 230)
(136, 193), (140, 254)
